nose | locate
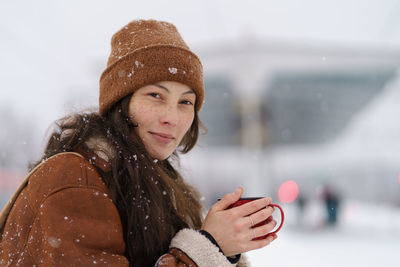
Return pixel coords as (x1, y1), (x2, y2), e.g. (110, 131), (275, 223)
(159, 104), (179, 127)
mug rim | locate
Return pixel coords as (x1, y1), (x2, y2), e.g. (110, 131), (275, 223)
(217, 197), (264, 201)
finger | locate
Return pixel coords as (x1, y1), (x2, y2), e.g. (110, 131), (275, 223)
(235, 197), (272, 217)
(211, 187), (243, 212)
(245, 234), (275, 252)
(248, 206), (274, 226)
(251, 220), (277, 240)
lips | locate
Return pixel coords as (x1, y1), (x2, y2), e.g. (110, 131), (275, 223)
(149, 131), (175, 144)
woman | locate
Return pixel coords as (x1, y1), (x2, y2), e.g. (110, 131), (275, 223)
(0, 19), (277, 266)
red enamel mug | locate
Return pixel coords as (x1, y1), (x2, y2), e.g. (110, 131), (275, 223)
(227, 198), (285, 240)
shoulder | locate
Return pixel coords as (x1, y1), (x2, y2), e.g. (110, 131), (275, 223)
(26, 152), (110, 207)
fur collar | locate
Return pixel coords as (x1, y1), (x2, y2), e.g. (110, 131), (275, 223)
(75, 135), (116, 173)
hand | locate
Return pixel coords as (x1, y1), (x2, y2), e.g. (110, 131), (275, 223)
(201, 187), (278, 256)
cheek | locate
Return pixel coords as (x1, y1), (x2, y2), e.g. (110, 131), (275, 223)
(181, 113), (195, 133)
(130, 105), (156, 125)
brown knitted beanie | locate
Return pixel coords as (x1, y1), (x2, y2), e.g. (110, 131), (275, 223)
(99, 19), (204, 115)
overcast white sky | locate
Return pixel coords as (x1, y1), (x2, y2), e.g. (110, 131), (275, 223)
(1, 0), (400, 136)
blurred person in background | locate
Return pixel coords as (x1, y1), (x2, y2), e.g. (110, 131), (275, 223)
(296, 194), (307, 229)
(321, 183), (341, 227)
(0, 19), (278, 266)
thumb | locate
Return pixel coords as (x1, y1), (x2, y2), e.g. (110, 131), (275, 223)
(212, 187), (243, 211)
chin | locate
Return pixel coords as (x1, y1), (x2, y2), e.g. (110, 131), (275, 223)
(149, 150), (172, 161)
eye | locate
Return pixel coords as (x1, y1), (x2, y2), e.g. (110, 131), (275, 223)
(149, 92), (161, 99)
(180, 100), (194, 105)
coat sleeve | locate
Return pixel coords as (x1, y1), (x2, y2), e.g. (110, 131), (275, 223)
(26, 186), (129, 266)
(155, 229), (250, 267)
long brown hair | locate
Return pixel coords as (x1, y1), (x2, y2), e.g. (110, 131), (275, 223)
(32, 95), (204, 266)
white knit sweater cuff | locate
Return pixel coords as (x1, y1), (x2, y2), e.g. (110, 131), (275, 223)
(170, 228), (236, 267)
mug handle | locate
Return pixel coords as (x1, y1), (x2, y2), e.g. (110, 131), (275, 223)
(267, 204), (285, 235)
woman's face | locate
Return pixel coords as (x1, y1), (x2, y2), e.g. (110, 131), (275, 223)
(128, 81), (196, 160)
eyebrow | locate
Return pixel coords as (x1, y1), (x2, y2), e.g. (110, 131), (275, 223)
(153, 83), (195, 96)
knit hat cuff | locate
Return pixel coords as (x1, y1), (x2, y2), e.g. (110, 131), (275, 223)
(99, 45), (204, 115)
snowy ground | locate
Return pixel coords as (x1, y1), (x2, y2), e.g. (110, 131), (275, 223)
(247, 200), (400, 267)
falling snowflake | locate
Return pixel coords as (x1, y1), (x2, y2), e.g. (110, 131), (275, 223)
(168, 67), (178, 74)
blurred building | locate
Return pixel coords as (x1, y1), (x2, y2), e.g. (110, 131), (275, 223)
(183, 38), (400, 206)
(0, 106), (40, 208)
